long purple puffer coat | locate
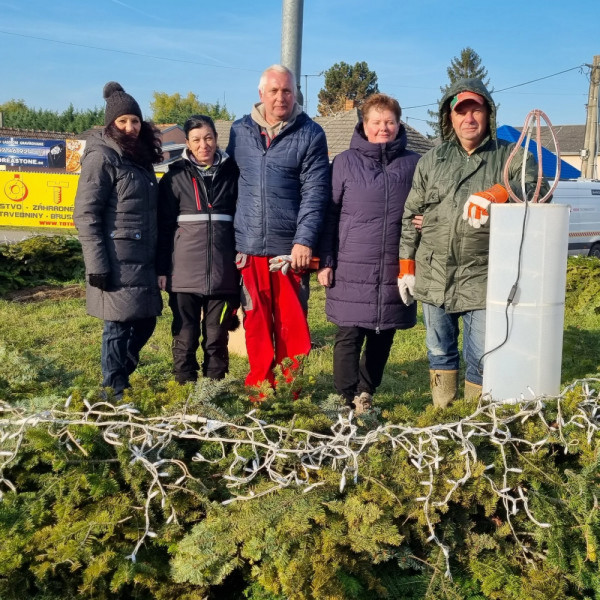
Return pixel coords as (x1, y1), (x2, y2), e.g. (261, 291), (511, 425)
(319, 123), (419, 331)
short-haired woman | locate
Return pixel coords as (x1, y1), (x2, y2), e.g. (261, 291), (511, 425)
(318, 93), (419, 412)
(157, 115), (240, 384)
(74, 82), (163, 398)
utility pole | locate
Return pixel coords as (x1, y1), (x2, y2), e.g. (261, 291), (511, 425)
(302, 72), (323, 115)
(281, 0), (304, 106)
(581, 55), (600, 179)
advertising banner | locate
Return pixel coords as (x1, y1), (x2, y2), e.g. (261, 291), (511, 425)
(0, 171), (78, 228)
(0, 137), (85, 172)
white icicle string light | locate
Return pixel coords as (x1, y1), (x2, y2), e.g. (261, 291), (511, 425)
(0, 378), (599, 572)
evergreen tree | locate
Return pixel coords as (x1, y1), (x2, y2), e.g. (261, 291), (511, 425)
(68, 105), (105, 133)
(427, 47), (491, 137)
(0, 100), (104, 134)
(150, 91), (234, 126)
(317, 61), (379, 116)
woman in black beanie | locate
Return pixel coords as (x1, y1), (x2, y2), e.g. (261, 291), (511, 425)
(74, 82), (164, 399)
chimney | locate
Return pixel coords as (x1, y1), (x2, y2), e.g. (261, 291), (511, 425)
(344, 98), (356, 111)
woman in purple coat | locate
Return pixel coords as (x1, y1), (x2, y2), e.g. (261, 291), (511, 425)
(318, 93), (419, 413)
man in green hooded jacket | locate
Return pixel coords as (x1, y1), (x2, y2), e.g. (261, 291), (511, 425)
(398, 78), (549, 407)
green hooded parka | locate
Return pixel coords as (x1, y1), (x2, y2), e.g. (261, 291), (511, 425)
(399, 78), (549, 312)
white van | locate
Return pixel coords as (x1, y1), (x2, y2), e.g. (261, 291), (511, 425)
(550, 179), (600, 257)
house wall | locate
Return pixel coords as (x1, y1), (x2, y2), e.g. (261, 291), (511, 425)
(160, 126), (185, 145)
(560, 154), (600, 178)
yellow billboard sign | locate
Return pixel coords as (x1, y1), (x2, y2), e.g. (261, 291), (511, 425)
(0, 171), (78, 229)
(0, 169), (163, 230)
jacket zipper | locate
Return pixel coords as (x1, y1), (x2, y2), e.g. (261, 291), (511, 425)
(376, 148), (390, 334)
(207, 179), (213, 294)
(254, 119), (281, 256)
(260, 139), (267, 255)
(192, 177), (202, 211)
(195, 173), (213, 293)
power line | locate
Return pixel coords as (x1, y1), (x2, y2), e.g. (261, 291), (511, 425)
(403, 116), (430, 123)
(0, 29), (262, 73)
(403, 64), (587, 111)
(494, 65), (585, 93)
(0, 27), (590, 117)
(497, 91), (587, 96)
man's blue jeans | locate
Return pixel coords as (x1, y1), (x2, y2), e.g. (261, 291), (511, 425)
(101, 317), (157, 397)
(422, 303), (486, 385)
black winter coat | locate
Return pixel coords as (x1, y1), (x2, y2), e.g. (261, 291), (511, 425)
(157, 151), (240, 297)
(319, 124), (419, 330)
(74, 130), (162, 322)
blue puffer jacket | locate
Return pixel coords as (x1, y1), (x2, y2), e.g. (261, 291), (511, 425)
(226, 111), (330, 256)
(319, 123), (419, 330)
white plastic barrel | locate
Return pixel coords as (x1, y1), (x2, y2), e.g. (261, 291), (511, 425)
(482, 203), (569, 401)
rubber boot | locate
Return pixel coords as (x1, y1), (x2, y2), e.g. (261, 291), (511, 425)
(464, 380), (482, 400)
(429, 369), (458, 409)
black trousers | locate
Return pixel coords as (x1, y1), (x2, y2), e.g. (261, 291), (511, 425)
(169, 292), (232, 383)
(101, 317), (157, 397)
(333, 326), (396, 403)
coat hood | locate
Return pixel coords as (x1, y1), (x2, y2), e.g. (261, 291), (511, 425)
(84, 128), (124, 156)
(438, 78), (497, 143)
(350, 121), (408, 161)
(168, 148), (230, 174)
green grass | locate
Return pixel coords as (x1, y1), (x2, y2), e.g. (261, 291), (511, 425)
(0, 281), (431, 412)
(2, 256), (600, 600)
(306, 281), (432, 411)
(1, 272), (599, 412)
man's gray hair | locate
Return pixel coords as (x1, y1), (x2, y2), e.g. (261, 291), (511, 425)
(258, 64), (297, 96)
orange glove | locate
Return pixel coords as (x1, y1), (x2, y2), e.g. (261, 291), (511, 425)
(397, 259), (416, 306)
(462, 184), (509, 228)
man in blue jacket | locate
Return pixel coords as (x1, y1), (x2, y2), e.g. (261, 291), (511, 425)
(227, 64), (330, 396)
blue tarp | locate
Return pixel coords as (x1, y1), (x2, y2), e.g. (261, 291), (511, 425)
(496, 125), (581, 179)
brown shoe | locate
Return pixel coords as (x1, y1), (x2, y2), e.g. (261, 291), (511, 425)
(353, 391), (373, 414)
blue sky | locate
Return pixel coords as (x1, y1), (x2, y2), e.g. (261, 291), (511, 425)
(0, 0), (597, 136)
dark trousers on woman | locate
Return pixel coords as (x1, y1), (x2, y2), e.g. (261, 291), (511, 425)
(101, 317), (157, 398)
(333, 326), (396, 404)
(169, 292), (230, 383)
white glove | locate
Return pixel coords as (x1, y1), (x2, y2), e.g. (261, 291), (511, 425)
(463, 195), (491, 229)
(268, 255), (292, 275)
(398, 275), (416, 306)
(235, 252), (248, 269)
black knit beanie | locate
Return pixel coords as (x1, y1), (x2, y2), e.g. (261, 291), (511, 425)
(103, 81), (143, 126)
